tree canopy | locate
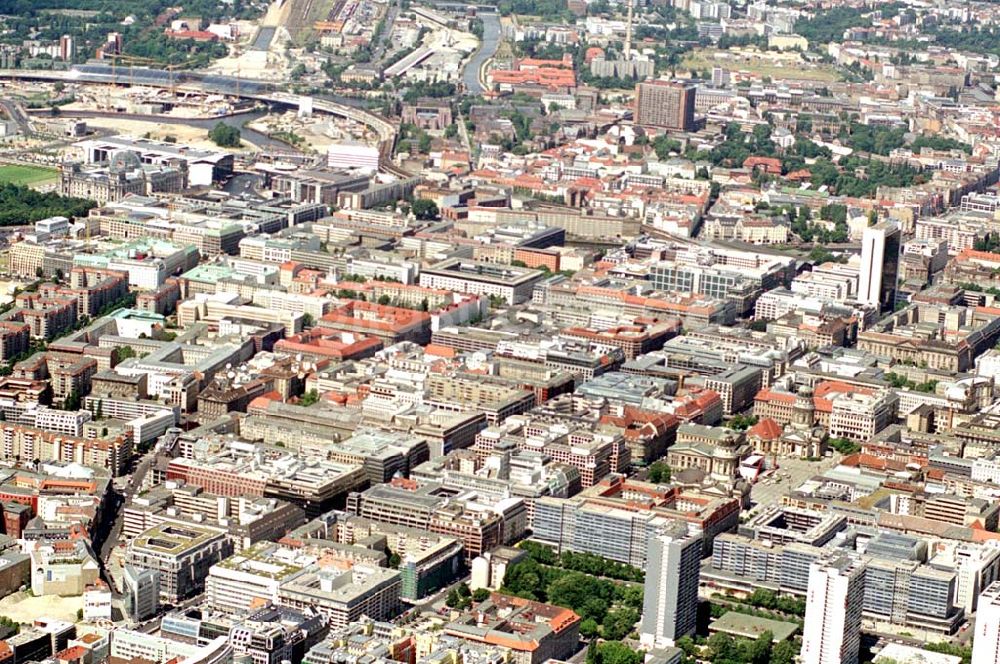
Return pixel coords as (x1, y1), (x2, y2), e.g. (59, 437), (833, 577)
(0, 183), (93, 226)
(411, 199), (439, 220)
(208, 122), (241, 148)
(795, 7), (870, 44)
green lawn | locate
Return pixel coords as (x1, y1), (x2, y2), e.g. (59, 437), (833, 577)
(681, 48), (843, 83)
(0, 164), (58, 186)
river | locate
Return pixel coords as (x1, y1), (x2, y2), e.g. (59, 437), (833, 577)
(46, 109), (294, 151)
(461, 12), (501, 94)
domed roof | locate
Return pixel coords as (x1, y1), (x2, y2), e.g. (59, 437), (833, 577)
(674, 467), (706, 485)
(109, 150), (142, 174)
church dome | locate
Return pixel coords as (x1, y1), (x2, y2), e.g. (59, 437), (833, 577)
(108, 150), (142, 174)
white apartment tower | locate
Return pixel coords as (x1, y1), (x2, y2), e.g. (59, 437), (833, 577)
(973, 581), (1000, 664)
(639, 522), (702, 648)
(801, 554), (866, 664)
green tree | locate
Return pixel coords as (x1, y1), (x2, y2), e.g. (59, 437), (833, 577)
(0, 183), (94, 227)
(707, 633), (735, 660)
(647, 461), (671, 483)
(580, 617), (600, 638)
(771, 640), (797, 664)
(652, 135), (682, 160)
(502, 557), (543, 600)
(675, 636), (697, 664)
(795, 7), (869, 44)
(601, 607), (639, 641)
(446, 583), (473, 609)
(411, 199), (439, 220)
(841, 122), (906, 156)
(911, 135), (971, 154)
(208, 122), (241, 148)
(808, 246), (846, 264)
(299, 389), (320, 407)
(548, 573), (609, 620)
(726, 414), (758, 431)
(748, 632), (773, 664)
(418, 133), (432, 153)
(595, 642), (642, 664)
(829, 437), (860, 455)
(748, 588), (777, 609)
(923, 642), (972, 664)
(63, 389), (81, 411)
(0, 615), (19, 636)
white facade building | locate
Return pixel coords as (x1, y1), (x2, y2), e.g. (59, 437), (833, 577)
(973, 581), (1000, 664)
(327, 143), (380, 170)
(639, 523), (702, 649)
(801, 555), (866, 664)
(83, 582), (113, 621)
(206, 543), (316, 613)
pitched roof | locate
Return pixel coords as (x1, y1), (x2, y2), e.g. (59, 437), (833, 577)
(748, 417), (782, 441)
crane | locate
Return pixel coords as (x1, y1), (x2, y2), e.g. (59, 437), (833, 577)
(106, 54), (178, 97)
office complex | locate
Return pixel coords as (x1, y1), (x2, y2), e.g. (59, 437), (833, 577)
(125, 523), (233, 603)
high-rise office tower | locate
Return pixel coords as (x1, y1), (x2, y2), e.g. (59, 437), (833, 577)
(59, 35), (74, 61)
(801, 554), (866, 664)
(973, 581), (1000, 664)
(639, 522), (702, 648)
(858, 221), (901, 313)
(634, 80), (696, 131)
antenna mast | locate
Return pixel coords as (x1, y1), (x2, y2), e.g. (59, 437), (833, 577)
(624, 0), (634, 59)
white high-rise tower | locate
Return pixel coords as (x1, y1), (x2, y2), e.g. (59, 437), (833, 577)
(973, 581), (1000, 664)
(801, 554), (866, 664)
(639, 522), (701, 648)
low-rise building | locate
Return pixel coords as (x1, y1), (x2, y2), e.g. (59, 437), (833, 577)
(444, 594), (580, 664)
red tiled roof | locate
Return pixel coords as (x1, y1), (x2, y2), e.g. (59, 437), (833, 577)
(748, 417), (782, 441)
(55, 646), (88, 662)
